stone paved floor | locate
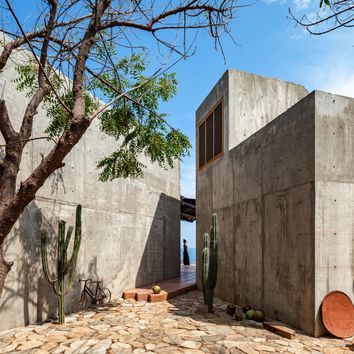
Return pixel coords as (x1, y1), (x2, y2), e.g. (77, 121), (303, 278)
(0, 291), (352, 354)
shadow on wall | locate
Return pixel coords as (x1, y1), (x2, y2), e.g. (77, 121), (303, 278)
(0, 190), (180, 326)
(70, 255), (100, 302)
(2, 201), (57, 324)
(1, 200), (95, 324)
(135, 193), (180, 287)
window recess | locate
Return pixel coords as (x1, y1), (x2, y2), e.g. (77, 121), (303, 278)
(198, 99), (223, 170)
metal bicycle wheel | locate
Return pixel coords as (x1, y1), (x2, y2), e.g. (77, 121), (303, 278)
(98, 287), (111, 306)
(72, 293), (91, 313)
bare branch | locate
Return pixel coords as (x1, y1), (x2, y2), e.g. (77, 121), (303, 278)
(0, 14), (92, 70)
(0, 100), (17, 143)
(72, 0), (111, 120)
(289, 1), (354, 35)
(89, 78), (151, 121)
(4, 0), (71, 114)
(38, 0), (58, 85)
(0, 136), (57, 148)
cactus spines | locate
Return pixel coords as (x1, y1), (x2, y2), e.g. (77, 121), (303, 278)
(202, 233), (210, 307)
(41, 205), (82, 324)
(202, 213), (218, 313)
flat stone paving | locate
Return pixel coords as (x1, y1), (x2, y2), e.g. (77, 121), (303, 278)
(0, 291), (352, 353)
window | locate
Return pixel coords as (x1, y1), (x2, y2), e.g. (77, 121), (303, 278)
(198, 99), (223, 169)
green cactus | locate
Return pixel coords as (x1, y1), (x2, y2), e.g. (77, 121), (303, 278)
(41, 205), (82, 324)
(202, 213), (218, 313)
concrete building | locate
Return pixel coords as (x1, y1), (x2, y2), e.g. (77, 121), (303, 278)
(0, 46), (180, 330)
(196, 69), (354, 337)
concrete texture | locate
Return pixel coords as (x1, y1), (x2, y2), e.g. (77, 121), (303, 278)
(0, 45), (180, 330)
(196, 70), (308, 151)
(196, 70), (354, 337)
(314, 91), (354, 336)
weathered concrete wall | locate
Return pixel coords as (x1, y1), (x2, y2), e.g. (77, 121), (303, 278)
(0, 47), (180, 330)
(196, 70), (308, 308)
(314, 91), (354, 337)
(197, 91), (316, 335)
(196, 79), (354, 336)
(196, 70), (308, 152)
(228, 69), (309, 151)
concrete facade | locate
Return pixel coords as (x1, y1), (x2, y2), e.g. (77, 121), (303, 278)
(196, 70), (354, 337)
(0, 47), (180, 330)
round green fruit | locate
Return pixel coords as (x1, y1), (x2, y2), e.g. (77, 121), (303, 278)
(243, 305), (252, 314)
(245, 309), (255, 320)
(252, 310), (265, 322)
(152, 285), (161, 294)
(226, 304), (236, 315)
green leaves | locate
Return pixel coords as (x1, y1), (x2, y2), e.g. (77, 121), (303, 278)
(45, 92), (98, 138)
(97, 150), (146, 180)
(14, 62), (39, 97)
(320, 0), (331, 7)
(14, 51), (191, 182)
(96, 53), (190, 181)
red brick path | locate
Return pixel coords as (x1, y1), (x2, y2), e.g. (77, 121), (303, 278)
(123, 265), (196, 302)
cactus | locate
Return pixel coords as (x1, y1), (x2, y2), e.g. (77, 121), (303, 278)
(41, 205), (82, 324)
(202, 213), (218, 313)
(202, 233), (210, 308)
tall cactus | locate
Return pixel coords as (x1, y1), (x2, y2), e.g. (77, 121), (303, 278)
(41, 205), (82, 324)
(202, 233), (210, 308)
(202, 213), (218, 313)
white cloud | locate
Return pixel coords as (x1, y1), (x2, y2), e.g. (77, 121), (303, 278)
(321, 71), (354, 98)
(298, 56), (354, 99)
(262, 0), (311, 10)
(294, 0), (311, 10)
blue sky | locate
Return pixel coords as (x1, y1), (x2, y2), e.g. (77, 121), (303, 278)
(7, 1), (354, 248)
(175, 0), (354, 247)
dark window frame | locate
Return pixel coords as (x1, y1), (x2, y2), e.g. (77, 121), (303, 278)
(198, 98), (224, 171)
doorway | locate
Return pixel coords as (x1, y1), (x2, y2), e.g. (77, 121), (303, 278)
(180, 196), (196, 283)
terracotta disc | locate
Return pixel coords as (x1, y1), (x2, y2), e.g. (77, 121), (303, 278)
(322, 291), (354, 339)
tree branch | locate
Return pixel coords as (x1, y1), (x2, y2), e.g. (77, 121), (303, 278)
(4, 0), (71, 114)
(0, 100), (17, 143)
(38, 0), (58, 85)
(72, 0), (111, 120)
(0, 136), (57, 148)
(0, 117), (90, 244)
(0, 14), (92, 71)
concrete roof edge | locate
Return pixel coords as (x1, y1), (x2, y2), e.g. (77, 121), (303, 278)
(228, 68), (309, 93)
(312, 89), (354, 100)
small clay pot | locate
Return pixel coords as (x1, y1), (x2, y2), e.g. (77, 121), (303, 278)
(226, 304), (236, 315)
(235, 311), (243, 321)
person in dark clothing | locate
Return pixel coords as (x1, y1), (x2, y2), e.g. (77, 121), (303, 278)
(183, 239), (190, 266)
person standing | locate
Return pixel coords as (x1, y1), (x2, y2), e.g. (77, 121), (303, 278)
(183, 239), (190, 266)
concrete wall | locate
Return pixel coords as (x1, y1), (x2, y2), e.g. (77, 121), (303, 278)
(196, 70), (354, 336)
(314, 91), (354, 336)
(196, 70), (308, 152)
(196, 69), (308, 305)
(0, 46), (180, 330)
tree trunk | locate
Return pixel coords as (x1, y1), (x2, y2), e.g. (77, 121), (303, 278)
(0, 0), (106, 303)
(0, 245), (13, 299)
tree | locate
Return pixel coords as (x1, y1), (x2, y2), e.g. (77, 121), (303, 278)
(290, 0), (354, 35)
(0, 0), (240, 299)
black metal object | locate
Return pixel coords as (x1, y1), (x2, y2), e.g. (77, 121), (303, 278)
(181, 196), (196, 222)
(73, 278), (111, 312)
